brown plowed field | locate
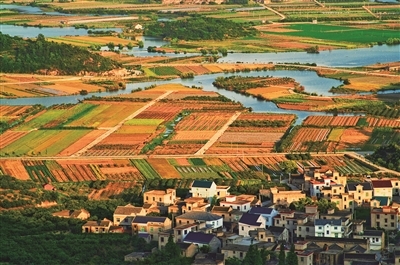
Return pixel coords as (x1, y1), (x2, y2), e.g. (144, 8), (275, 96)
(147, 158), (181, 179)
(0, 131), (28, 149)
(57, 130), (105, 156)
(336, 128), (372, 150)
(0, 160), (30, 180)
(173, 131), (216, 141)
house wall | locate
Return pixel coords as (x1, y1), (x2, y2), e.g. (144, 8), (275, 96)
(371, 212), (398, 230)
(220, 201), (250, 212)
(175, 217), (223, 229)
(271, 189), (306, 204)
(221, 249), (247, 260)
(297, 226), (315, 239)
(315, 224), (343, 238)
(182, 244), (198, 258)
(82, 225), (110, 233)
(190, 183), (217, 199)
(298, 254), (313, 265)
(348, 187), (372, 206)
(144, 190), (176, 206)
(374, 187), (393, 199)
(132, 219), (172, 241)
(353, 234), (384, 251)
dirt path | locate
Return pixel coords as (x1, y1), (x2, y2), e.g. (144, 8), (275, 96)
(71, 90), (174, 157)
(362, 6), (379, 18)
(194, 111), (242, 156)
(66, 16), (138, 24)
(264, 5), (286, 21)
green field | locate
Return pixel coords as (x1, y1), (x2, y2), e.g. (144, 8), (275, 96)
(152, 66), (181, 76)
(270, 24), (399, 44)
(125, 119), (164, 126)
(1, 130), (91, 156)
(130, 159), (161, 180)
(14, 109), (67, 131)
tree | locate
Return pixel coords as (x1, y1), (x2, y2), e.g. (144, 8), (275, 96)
(278, 243), (286, 265)
(225, 257), (242, 265)
(286, 244), (298, 265)
(242, 244), (262, 265)
(164, 235), (180, 260)
(279, 160), (297, 174)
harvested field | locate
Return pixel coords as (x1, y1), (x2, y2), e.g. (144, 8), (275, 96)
(248, 86), (293, 100)
(219, 132), (283, 144)
(303, 115), (360, 127)
(366, 117), (400, 128)
(327, 128), (345, 141)
(166, 90), (219, 100)
(116, 125), (158, 134)
(174, 158), (192, 166)
(203, 65), (223, 73)
(0, 105), (32, 118)
(147, 158), (181, 179)
(88, 182), (140, 200)
(173, 131), (216, 141)
(0, 160), (30, 180)
(58, 130), (106, 156)
(336, 128), (372, 151)
(135, 104), (182, 121)
(175, 112), (234, 131)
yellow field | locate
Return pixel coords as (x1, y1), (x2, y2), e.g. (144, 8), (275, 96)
(248, 86), (293, 100)
(343, 75), (400, 91)
(327, 128), (345, 141)
(49, 36), (135, 47)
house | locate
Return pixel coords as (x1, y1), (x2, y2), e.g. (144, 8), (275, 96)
(211, 206), (242, 222)
(296, 221), (315, 239)
(221, 244), (249, 261)
(347, 182), (373, 206)
(144, 189), (177, 213)
(190, 180), (230, 199)
(353, 230), (385, 250)
(124, 252), (151, 262)
(314, 218), (352, 238)
(238, 213), (266, 237)
(249, 228), (275, 243)
(267, 226), (289, 242)
(82, 218), (112, 233)
(371, 206), (399, 230)
(193, 253), (224, 265)
(371, 179), (393, 200)
(273, 210), (310, 240)
(248, 206), (278, 227)
(52, 209), (90, 220)
(113, 204), (146, 227)
(343, 253), (379, 265)
(43, 183), (56, 191)
(220, 195), (251, 212)
(370, 196), (390, 208)
(175, 211), (223, 229)
(183, 232), (221, 253)
(182, 197), (210, 213)
(269, 187), (306, 205)
(134, 24), (143, 30)
(132, 216), (172, 240)
(176, 242), (198, 258)
(173, 223), (202, 242)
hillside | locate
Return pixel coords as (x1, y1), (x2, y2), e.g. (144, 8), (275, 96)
(0, 33), (121, 75)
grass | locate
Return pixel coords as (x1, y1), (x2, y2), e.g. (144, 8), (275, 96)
(269, 23), (400, 44)
(125, 119), (164, 126)
(152, 66), (181, 76)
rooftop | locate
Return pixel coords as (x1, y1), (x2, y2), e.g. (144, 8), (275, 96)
(249, 206), (274, 215)
(347, 182), (373, 191)
(183, 232), (216, 244)
(192, 180), (214, 188)
(177, 211), (222, 221)
(132, 216), (168, 224)
(239, 213), (262, 226)
(371, 179), (393, 188)
(114, 204), (144, 215)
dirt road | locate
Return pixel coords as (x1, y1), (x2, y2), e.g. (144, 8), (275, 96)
(194, 111), (242, 156)
(67, 16), (138, 24)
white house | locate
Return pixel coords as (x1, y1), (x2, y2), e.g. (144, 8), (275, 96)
(220, 195), (251, 212)
(314, 218), (352, 238)
(190, 180), (230, 200)
(248, 206), (278, 227)
(175, 211), (223, 230)
(134, 24), (143, 30)
(238, 213), (266, 237)
(353, 230), (385, 251)
(310, 178), (336, 197)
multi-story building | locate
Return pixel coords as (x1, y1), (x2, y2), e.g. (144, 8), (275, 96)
(175, 211), (223, 229)
(211, 206), (242, 222)
(269, 187), (306, 205)
(190, 180), (230, 200)
(314, 218), (352, 238)
(371, 206), (399, 230)
(132, 216), (172, 240)
(82, 218), (112, 233)
(238, 213), (266, 237)
(371, 179), (393, 200)
(182, 197), (209, 213)
(144, 189), (177, 207)
(353, 230), (385, 250)
(273, 209), (309, 240)
(113, 204), (146, 227)
(347, 182), (373, 206)
(220, 195), (251, 212)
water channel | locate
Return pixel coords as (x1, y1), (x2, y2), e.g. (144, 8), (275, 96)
(0, 24), (398, 123)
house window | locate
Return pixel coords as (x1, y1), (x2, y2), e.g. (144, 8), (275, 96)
(300, 257), (304, 262)
(241, 227), (244, 231)
(159, 198), (162, 202)
(116, 218), (120, 222)
(177, 230), (181, 235)
(276, 220), (279, 224)
(326, 230), (330, 235)
(392, 222), (395, 227)
(244, 206), (246, 210)
(392, 215), (395, 220)
(237, 206), (240, 210)
(306, 227), (309, 232)
(184, 230), (188, 235)
(153, 197), (155, 201)
(240, 252), (243, 258)
(260, 234), (264, 239)
(150, 227), (154, 232)
(146, 196), (148, 200)
(377, 214), (380, 219)
(161, 237), (164, 243)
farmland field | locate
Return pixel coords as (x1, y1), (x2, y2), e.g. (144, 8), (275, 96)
(147, 158), (181, 179)
(1, 129), (92, 156)
(269, 24), (400, 44)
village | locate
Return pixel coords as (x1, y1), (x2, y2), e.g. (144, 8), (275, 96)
(49, 166), (400, 265)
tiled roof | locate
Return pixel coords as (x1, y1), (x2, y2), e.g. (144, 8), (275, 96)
(314, 219), (342, 226)
(372, 196), (390, 206)
(177, 211), (222, 221)
(211, 206), (231, 213)
(238, 213), (261, 226)
(132, 216), (168, 224)
(183, 232), (216, 244)
(362, 230), (384, 237)
(192, 180), (213, 188)
(114, 204), (144, 215)
(371, 180), (393, 188)
(249, 206), (274, 215)
(347, 182), (373, 191)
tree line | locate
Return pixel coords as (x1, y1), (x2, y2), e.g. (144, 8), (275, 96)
(0, 33), (120, 75)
